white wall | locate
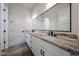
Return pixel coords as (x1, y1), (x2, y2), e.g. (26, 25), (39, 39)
(78, 4), (79, 36)
(9, 4), (32, 46)
(66, 3), (79, 35)
(71, 4), (78, 34)
(0, 3), (1, 48)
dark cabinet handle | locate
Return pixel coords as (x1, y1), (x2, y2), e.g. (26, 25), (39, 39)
(43, 51), (45, 56)
(4, 30), (6, 33)
(40, 49), (45, 56)
(40, 49), (43, 55)
(22, 31), (24, 32)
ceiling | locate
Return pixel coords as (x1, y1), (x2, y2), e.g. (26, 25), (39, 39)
(9, 3), (39, 9)
(18, 3), (36, 9)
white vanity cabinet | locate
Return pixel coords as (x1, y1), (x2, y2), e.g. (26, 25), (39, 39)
(30, 35), (71, 56)
(31, 36), (42, 56)
(26, 33), (32, 49)
(31, 36), (55, 56)
(26, 33), (71, 56)
(35, 37), (71, 56)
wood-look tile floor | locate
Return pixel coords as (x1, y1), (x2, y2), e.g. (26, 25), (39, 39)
(1, 43), (34, 56)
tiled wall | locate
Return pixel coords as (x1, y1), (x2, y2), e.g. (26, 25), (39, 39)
(0, 3), (9, 50)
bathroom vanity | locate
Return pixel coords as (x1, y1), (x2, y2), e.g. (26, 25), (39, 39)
(25, 3), (79, 56)
(26, 32), (79, 56)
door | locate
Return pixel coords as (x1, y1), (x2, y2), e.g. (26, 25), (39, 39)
(31, 36), (45, 56)
(26, 33), (31, 47)
(9, 8), (26, 46)
(31, 36), (40, 56)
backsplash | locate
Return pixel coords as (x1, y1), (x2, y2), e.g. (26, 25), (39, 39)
(54, 33), (78, 39)
(31, 30), (78, 39)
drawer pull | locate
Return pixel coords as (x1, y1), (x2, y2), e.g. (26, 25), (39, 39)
(40, 49), (43, 55)
(43, 51), (45, 56)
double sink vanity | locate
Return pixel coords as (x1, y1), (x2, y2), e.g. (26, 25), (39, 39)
(25, 3), (79, 56)
(26, 31), (79, 56)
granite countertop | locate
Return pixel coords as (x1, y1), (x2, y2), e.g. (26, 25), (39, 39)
(28, 32), (79, 54)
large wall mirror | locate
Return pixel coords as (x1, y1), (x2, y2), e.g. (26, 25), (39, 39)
(32, 3), (71, 32)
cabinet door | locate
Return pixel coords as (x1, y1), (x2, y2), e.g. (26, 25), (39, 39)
(26, 33), (31, 48)
(31, 35), (70, 56)
(31, 36), (52, 56)
(31, 36), (42, 56)
(32, 37), (53, 56)
(42, 48), (52, 56)
(36, 37), (70, 56)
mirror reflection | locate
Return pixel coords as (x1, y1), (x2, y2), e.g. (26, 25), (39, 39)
(32, 3), (71, 32)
